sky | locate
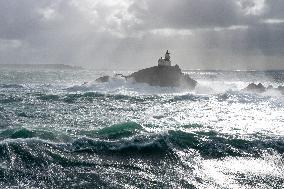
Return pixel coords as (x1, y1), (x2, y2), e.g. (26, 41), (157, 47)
(0, 0), (284, 70)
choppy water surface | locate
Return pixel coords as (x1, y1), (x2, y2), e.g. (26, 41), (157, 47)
(0, 68), (283, 188)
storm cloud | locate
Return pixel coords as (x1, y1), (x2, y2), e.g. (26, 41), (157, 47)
(0, 0), (284, 70)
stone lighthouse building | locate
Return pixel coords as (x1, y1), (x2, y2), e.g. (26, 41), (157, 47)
(158, 50), (171, 66)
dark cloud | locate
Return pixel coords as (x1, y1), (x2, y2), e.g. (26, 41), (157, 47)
(0, 0), (53, 39)
(0, 0), (284, 70)
(129, 0), (251, 29)
(264, 0), (284, 18)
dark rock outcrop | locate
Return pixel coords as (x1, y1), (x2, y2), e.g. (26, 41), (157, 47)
(244, 83), (266, 93)
(244, 83), (284, 94)
(128, 65), (197, 89)
(96, 76), (110, 83)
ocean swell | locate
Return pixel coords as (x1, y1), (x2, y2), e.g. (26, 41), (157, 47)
(0, 126), (282, 188)
(0, 126), (282, 159)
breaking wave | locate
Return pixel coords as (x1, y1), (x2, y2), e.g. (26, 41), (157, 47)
(0, 122), (282, 188)
(0, 69), (283, 188)
(0, 122), (282, 159)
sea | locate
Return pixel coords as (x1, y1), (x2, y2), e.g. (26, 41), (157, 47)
(0, 67), (283, 189)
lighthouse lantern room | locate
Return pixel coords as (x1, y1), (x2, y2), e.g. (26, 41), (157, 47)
(158, 50), (171, 66)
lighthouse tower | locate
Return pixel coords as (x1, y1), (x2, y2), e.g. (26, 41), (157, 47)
(158, 50), (171, 66)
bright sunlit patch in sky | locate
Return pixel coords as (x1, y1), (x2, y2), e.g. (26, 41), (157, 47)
(1, 0), (284, 69)
(149, 28), (193, 36)
(262, 19), (284, 24)
(237, 0), (267, 16)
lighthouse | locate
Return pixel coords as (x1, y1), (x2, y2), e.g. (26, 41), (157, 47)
(158, 50), (171, 66)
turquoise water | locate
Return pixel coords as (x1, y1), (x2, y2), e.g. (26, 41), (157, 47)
(0, 69), (283, 188)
